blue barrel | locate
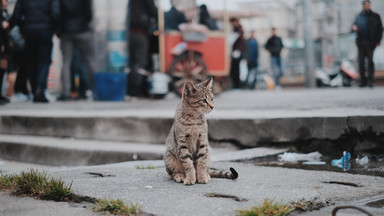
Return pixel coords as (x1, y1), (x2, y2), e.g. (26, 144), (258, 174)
(93, 73), (127, 101)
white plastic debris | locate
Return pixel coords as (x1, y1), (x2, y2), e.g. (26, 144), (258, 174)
(356, 155), (369, 166)
(302, 161), (326, 165)
(278, 151), (322, 162)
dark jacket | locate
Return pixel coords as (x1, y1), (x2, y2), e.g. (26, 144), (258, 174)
(232, 25), (245, 53)
(164, 6), (186, 31)
(199, 5), (218, 30)
(59, 0), (92, 34)
(353, 10), (383, 46)
(264, 35), (283, 56)
(12, 0), (60, 32)
(130, 0), (157, 33)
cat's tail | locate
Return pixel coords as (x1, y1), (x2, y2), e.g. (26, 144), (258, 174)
(209, 167), (238, 180)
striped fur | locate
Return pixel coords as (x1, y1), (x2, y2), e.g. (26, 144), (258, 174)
(164, 78), (238, 185)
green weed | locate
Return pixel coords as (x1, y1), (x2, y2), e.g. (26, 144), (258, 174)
(0, 169), (72, 201)
(93, 198), (142, 216)
(0, 172), (17, 190)
(135, 165), (155, 170)
(238, 199), (295, 216)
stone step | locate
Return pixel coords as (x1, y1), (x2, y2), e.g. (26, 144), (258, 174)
(0, 134), (165, 166)
(0, 134), (287, 167)
(1, 113), (383, 149)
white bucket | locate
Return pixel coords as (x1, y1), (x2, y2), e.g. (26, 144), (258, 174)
(149, 72), (169, 95)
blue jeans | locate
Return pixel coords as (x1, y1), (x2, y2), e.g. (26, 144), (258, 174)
(271, 56), (283, 86)
(70, 49), (89, 95)
(245, 63), (257, 89)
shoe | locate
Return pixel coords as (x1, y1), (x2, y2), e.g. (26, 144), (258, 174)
(75, 94), (87, 100)
(57, 95), (72, 101)
(0, 95), (10, 103)
(359, 82), (367, 88)
(33, 94), (49, 103)
(11, 93), (30, 102)
(369, 84), (374, 88)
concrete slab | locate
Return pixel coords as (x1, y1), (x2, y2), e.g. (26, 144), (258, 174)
(2, 161), (383, 216)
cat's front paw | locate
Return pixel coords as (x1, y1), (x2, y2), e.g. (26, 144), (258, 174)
(183, 177), (196, 185)
(197, 173), (211, 184)
(173, 173), (185, 183)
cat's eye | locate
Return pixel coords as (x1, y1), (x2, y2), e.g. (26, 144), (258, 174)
(203, 99), (208, 104)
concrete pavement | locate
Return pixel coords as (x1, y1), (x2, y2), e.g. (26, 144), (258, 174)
(1, 159), (384, 216)
(1, 87), (384, 215)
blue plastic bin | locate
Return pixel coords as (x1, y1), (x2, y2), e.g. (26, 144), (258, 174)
(93, 73), (127, 101)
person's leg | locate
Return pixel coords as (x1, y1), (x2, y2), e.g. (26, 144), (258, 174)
(271, 56), (280, 86)
(245, 64), (252, 87)
(71, 49), (88, 97)
(75, 31), (95, 92)
(59, 34), (74, 99)
(251, 66), (258, 89)
(357, 43), (367, 87)
(230, 57), (241, 89)
(70, 50), (77, 94)
(276, 56), (283, 86)
(128, 32), (149, 97)
(34, 31), (53, 102)
(366, 45), (376, 87)
(0, 69), (8, 103)
(23, 30), (39, 97)
(13, 49), (29, 96)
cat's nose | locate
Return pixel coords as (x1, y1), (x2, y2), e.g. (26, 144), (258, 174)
(209, 104), (214, 109)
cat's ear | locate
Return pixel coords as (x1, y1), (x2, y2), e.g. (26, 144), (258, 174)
(202, 77), (214, 90)
(184, 82), (197, 96)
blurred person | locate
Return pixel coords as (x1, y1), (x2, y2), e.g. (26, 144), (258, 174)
(0, 0), (10, 105)
(70, 48), (88, 100)
(229, 17), (245, 89)
(12, 0), (60, 103)
(5, 11), (29, 102)
(10, 25), (29, 102)
(57, 0), (95, 101)
(164, 0), (186, 31)
(128, 0), (157, 97)
(352, 0), (383, 88)
(245, 30), (259, 89)
(199, 4), (218, 30)
(264, 27), (284, 90)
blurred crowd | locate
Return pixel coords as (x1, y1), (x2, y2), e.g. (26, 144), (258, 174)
(0, 0), (381, 105)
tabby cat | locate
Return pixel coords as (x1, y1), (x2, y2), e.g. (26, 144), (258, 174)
(164, 78), (238, 185)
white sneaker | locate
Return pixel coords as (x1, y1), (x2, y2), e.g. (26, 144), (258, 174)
(11, 93), (30, 102)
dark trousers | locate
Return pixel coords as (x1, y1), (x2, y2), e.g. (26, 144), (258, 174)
(13, 49), (29, 95)
(24, 29), (53, 96)
(357, 41), (376, 86)
(230, 56), (242, 89)
(70, 49), (88, 96)
(128, 31), (149, 97)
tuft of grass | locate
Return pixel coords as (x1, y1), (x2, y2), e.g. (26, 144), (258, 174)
(135, 165), (155, 170)
(0, 169), (72, 201)
(238, 199), (295, 216)
(0, 172), (17, 190)
(93, 198), (142, 216)
(292, 199), (312, 211)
